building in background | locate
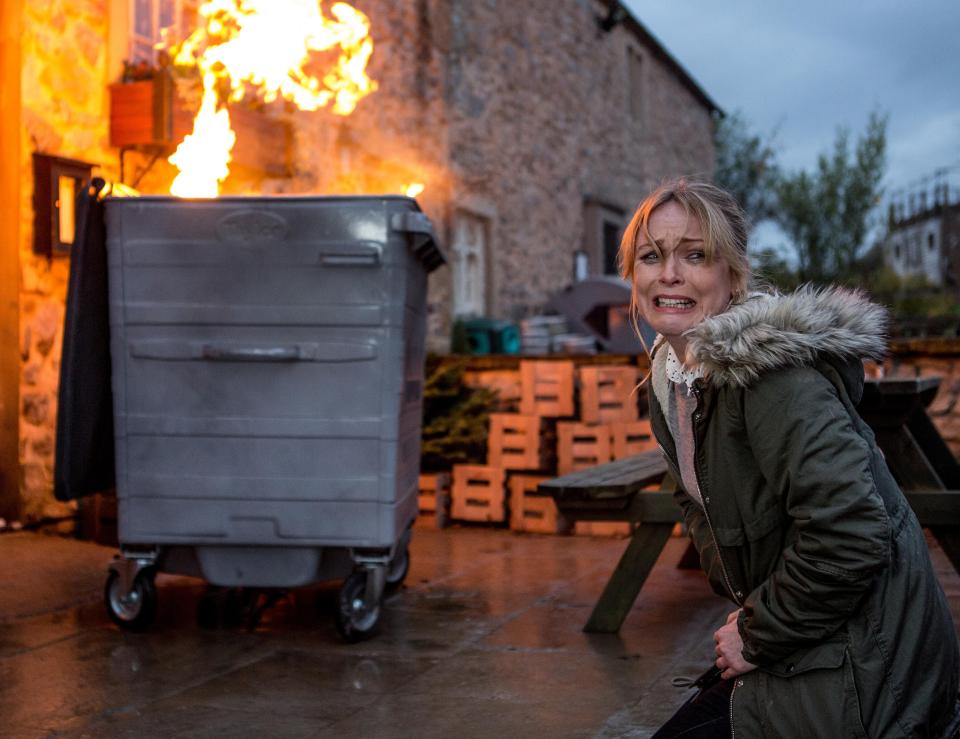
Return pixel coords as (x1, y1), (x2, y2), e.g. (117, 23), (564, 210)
(1, 0), (718, 523)
(884, 180), (960, 288)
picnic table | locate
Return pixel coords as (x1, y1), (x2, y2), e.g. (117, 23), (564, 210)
(539, 377), (960, 633)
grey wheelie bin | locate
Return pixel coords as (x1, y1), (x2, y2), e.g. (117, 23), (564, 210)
(100, 195), (444, 640)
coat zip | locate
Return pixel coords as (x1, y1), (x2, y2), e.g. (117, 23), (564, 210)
(690, 385), (743, 607)
(729, 678), (740, 738)
(690, 383), (745, 735)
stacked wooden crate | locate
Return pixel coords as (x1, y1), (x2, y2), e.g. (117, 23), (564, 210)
(417, 472), (451, 528)
(463, 368), (522, 410)
(519, 360), (575, 417)
(558, 366), (644, 473)
(448, 361), (571, 531)
(503, 361), (572, 533)
(450, 465), (507, 522)
(509, 473), (563, 534)
(563, 365), (648, 536)
(425, 358), (658, 537)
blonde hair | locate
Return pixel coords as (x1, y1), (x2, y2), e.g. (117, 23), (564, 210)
(618, 178), (752, 350)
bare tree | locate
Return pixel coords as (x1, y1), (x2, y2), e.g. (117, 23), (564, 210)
(713, 111), (780, 228)
(775, 111), (887, 283)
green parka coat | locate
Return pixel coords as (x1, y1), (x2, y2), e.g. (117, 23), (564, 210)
(648, 287), (959, 738)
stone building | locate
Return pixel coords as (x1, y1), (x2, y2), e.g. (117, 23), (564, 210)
(0, 0), (719, 523)
(884, 182), (960, 288)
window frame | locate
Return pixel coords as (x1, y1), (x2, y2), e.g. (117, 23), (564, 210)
(627, 45), (645, 126)
(450, 209), (491, 319)
(583, 198), (626, 278)
(128, 0), (199, 65)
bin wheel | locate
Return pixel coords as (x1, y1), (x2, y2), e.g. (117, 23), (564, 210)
(335, 570), (381, 642)
(385, 544), (410, 592)
(105, 569), (157, 631)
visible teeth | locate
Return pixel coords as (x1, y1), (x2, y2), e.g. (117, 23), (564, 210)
(657, 298), (694, 308)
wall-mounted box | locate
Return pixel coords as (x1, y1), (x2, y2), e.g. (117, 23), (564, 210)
(108, 75), (292, 178)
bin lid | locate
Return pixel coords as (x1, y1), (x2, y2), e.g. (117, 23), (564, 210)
(388, 209), (445, 273)
(105, 195), (447, 274)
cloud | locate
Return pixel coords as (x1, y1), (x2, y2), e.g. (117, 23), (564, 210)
(887, 110), (960, 190)
(625, 0), (960, 189)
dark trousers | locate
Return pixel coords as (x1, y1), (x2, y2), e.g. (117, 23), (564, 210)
(651, 677), (734, 738)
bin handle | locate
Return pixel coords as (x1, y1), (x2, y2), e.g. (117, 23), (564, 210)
(202, 344), (302, 362)
(130, 340), (377, 363)
(316, 241), (381, 267)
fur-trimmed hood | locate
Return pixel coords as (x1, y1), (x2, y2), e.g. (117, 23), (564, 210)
(651, 286), (889, 404)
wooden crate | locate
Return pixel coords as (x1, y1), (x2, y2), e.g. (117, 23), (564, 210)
(579, 365), (639, 424)
(508, 475), (569, 534)
(488, 413), (553, 471)
(520, 360), (575, 417)
(417, 472), (451, 528)
(463, 369), (521, 410)
(557, 422), (612, 476)
(451, 465), (506, 523)
(575, 521), (633, 537)
(611, 419), (657, 459)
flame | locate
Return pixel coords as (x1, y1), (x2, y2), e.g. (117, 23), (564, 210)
(170, 74), (237, 197)
(167, 0), (377, 197)
(403, 183), (425, 199)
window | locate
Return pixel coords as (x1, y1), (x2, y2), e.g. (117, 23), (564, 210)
(627, 48), (644, 122)
(583, 199), (625, 277)
(32, 153), (94, 257)
(928, 233), (937, 252)
(602, 220), (623, 276)
(129, 0), (198, 65)
(910, 236), (921, 266)
(451, 211), (489, 318)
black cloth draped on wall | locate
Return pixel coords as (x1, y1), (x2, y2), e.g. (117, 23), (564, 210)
(54, 178), (115, 501)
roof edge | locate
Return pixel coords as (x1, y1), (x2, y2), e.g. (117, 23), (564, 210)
(597, 0), (724, 117)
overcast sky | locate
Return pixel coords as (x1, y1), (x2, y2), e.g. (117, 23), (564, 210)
(624, 1), (960, 206)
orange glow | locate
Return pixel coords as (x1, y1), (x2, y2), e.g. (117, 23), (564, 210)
(403, 183), (425, 199)
(169, 74), (237, 197)
(167, 0), (377, 197)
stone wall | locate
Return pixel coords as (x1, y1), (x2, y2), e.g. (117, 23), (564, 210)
(13, 0), (717, 522)
(114, 0), (719, 344)
(19, 0), (116, 521)
(441, 0), (716, 323)
(288, 0), (718, 341)
(299, 0), (455, 346)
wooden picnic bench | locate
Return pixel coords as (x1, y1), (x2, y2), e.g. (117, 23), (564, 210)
(539, 377), (960, 634)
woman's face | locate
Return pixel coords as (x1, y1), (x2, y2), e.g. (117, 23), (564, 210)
(633, 200), (733, 359)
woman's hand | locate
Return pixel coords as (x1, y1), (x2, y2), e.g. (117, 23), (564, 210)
(714, 610), (758, 679)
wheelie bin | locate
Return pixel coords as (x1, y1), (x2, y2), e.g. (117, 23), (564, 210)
(60, 190), (443, 640)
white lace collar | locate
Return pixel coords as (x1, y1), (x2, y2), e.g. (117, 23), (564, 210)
(665, 343), (704, 394)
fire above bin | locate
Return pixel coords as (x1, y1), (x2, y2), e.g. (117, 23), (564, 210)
(545, 276), (655, 354)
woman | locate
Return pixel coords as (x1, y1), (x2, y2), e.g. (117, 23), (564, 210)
(619, 178), (960, 737)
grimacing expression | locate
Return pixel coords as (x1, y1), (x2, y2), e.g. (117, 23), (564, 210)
(633, 201), (733, 354)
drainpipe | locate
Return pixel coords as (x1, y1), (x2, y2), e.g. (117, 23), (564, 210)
(0, 0), (23, 522)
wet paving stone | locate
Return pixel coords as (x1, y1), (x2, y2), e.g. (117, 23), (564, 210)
(0, 527), (957, 738)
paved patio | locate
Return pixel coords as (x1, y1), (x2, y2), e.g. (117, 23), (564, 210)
(1, 524), (958, 738)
